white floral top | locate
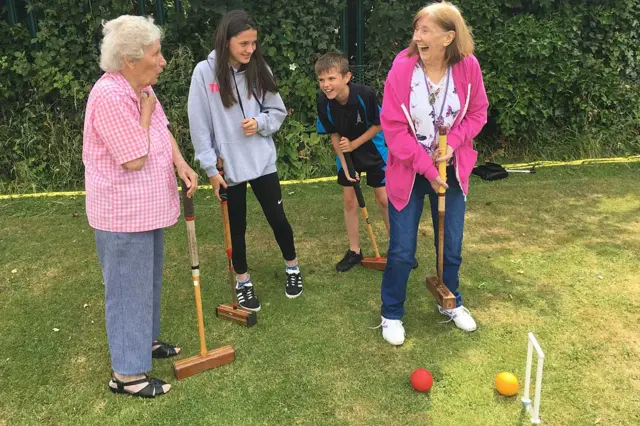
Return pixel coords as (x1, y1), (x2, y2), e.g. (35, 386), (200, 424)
(409, 63), (460, 159)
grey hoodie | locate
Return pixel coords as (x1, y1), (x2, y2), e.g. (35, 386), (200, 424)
(187, 50), (287, 185)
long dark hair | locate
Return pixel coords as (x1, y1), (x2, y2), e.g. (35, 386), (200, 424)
(213, 10), (278, 108)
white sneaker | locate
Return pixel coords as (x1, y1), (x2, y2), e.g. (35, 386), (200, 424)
(380, 316), (405, 345)
(438, 305), (477, 332)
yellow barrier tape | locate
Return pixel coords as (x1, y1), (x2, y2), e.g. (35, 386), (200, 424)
(1, 155), (639, 200)
(0, 190), (87, 200)
(502, 155), (640, 169)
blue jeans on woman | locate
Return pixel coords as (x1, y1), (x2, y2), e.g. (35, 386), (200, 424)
(381, 167), (466, 320)
(95, 228), (164, 375)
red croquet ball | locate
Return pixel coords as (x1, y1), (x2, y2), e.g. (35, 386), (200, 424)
(410, 368), (433, 392)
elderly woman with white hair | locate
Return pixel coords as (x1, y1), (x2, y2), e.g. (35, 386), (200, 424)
(83, 15), (198, 397)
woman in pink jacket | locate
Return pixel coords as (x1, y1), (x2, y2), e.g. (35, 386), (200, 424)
(378, 2), (488, 345)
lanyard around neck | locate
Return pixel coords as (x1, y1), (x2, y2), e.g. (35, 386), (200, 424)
(422, 65), (451, 139)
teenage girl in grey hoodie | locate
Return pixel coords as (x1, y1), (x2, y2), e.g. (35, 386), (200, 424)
(188, 10), (302, 311)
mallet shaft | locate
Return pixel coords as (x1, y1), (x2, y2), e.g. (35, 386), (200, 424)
(345, 152), (382, 259)
(360, 206), (381, 259)
(217, 159), (238, 307)
(437, 129), (447, 283)
(220, 196), (237, 306)
(182, 183), (208, 356)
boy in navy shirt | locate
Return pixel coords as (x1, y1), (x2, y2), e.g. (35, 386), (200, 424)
(315, 52), (391, 272)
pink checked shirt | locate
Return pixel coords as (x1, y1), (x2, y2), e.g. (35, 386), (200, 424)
(82, 72), (180, 232)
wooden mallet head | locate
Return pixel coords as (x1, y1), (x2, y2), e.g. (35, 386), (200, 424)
(174, 345), (235, 380)
(216, 304), (257, 327)
(425, 126), (456, 309)
(174, 181), (235, 379)
(344, 152), (387, 271)
(215, 157), (258, 327)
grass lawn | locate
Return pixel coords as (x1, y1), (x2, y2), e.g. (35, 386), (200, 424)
(0, 162), (638, 425)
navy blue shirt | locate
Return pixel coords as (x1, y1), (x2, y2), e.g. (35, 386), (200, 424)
(316, 83), (387, 171)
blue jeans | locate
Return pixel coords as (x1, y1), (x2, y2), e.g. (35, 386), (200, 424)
(95, 229), (164, 375)
(381, 168), (466, 320)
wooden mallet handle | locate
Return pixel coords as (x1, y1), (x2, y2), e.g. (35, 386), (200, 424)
(344, 153), (381, 259)
(437, 127), (448, 195)
(181, 181), (198, 267)
(215, 157), (232, 252)
(182, 180), (207, 356)
(437, 127), (447, 284)
(216, 158), (237, 307)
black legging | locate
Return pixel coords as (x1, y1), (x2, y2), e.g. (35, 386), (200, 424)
(226, 172), (296, 274)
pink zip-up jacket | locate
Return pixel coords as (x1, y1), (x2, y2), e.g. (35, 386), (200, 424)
(381, 49), (489, 211)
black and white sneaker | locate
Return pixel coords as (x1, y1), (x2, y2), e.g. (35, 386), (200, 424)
(236, 278), (261, 311)
(336, 249), (363, 272)
(285, 270), (303, 298)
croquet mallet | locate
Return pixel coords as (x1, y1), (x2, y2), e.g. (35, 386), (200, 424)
(425, 127), (457, 309)
(174, 181), (235, 380)
(344, 152), (386, 271)
(214, 159), (257, 327)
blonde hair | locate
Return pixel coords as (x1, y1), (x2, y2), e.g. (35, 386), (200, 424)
(99, 15), (163, 72)
(408, 2), (474, 65)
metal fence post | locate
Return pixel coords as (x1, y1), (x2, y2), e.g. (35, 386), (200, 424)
(138, 0), (146, 15)
(7, 0), (18, 25)
(26, 1), (37, 38)
(340, 5), (348, 55)
(155, 0), (164, 24)
(355, 0), (363, 67)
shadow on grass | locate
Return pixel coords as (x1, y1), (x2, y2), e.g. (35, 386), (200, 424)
(491, 390), (530, 426)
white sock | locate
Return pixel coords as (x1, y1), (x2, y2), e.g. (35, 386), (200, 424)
(236, 274), (252, 289)
(285, 262), (300, 274)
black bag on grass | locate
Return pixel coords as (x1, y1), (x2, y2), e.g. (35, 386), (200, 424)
(472, 162), (509, 181)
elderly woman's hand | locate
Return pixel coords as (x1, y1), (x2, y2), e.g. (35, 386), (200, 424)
(429, 175), (449, 193)
(432, 145), (454, 165)
(140, 92), (157, 122)
(177, 163), (199, 198)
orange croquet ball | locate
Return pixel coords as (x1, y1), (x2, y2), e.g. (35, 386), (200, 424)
(495, 372), (519, 396)
(410, 368), (433, 392)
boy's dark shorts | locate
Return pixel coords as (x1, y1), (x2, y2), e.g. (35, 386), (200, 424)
(337, 164), (386, 188)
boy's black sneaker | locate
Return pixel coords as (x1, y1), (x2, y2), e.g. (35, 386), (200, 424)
(236, 284), (261, 311)
(336, 249), (363, 272)
(285, 271), (303, 298)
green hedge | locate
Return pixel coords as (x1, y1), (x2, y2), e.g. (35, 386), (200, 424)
(1, 0), (638, 192)
(364, 0), (640, 156)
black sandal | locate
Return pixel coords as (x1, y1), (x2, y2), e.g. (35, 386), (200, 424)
(108, 374), (170, 398)
(151, 340), (180, 359)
